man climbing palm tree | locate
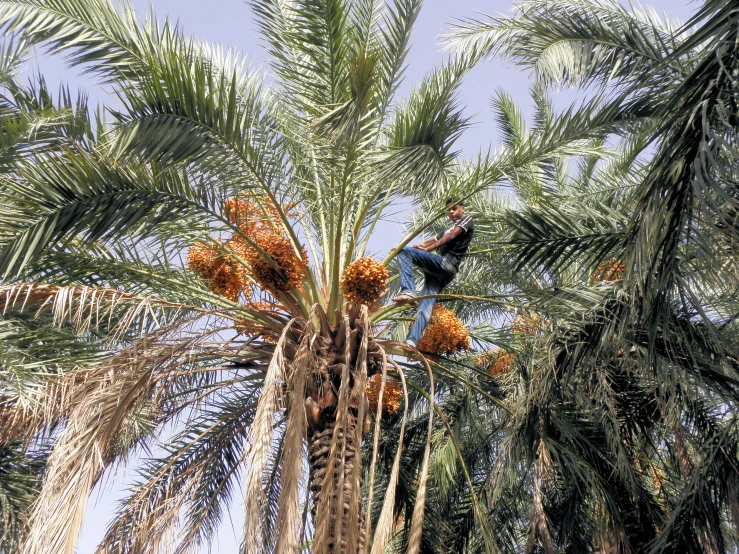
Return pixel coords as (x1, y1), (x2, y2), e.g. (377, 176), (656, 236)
(393, 198), (474, 347)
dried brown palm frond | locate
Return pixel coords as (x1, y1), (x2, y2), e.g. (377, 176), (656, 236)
(94, 435), (190, 554)
(0, 283), (202, 339)
(92, 365), (263, 554)
(407, 354), (435, 554)
(273, 330), (311, 554)
(0, 315), (255, 447)
(526, 443), (556, 554)
(364, 346), (389, 541)
(369, 360), (409, 554)
(0, 364), (96, 444)
(243, 323), (296, 553)
(0, 284), (232, 446)
(18, 323), (241, 554)
(238, 303), (400, 554)
(346, 311), (369, 554)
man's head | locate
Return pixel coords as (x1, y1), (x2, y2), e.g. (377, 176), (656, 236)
(445, 198), (465, 221)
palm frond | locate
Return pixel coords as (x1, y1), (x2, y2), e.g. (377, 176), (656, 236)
(380, 58), (471, 194)
(0, 441), (46, 552)
(0, 143), (219, 278)
(0, 0), (164, 83)
(0, 282), (201, 338)
(18, 323), (244, 554)
(97, 383), (261, 554)
(505, 198), (627, 276)
(444, 0), (689, 89)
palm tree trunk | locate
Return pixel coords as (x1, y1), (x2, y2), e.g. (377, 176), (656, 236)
(306, 305), (372, 554)
(309, 412), (365, 553)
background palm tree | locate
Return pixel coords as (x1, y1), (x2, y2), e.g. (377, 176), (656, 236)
(443, 0), (739, 551)
(0, 34), (112, 553)
(0, 1), (589, 553)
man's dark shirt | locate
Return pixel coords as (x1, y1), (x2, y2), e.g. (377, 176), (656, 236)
(435, 215), (474, 269)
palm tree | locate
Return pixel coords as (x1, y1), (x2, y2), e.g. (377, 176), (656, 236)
(0, 1), (598, 552)
(445, 0), (739, 551)
(9, 0), (724, 551)
(0, 34), (112, 553)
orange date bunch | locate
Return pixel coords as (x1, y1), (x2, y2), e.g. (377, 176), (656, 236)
(511, 311), (546, 336)
(244, 233), (307, 297)
(475, 349), (515, 376)
(187, 240), (248, 302)
(590, 258), (626, 284)
(222, 196), (294, 234)
(188, 197), (307, 300)
(225, 197), (307, 296)
(365, 373), (403, 415)
(488, 349), (515, 376)
(417, 305), (470, 355)
(341, 257), (389, 305)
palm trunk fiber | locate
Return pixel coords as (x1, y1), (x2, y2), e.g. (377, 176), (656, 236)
(305, 305), (378, 554)
(308, 412), (366, 554)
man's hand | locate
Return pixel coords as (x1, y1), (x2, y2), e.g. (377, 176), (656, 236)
(413, 237), (436, 251)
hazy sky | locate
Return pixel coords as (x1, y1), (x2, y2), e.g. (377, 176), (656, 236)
(21, 0), (698, 552)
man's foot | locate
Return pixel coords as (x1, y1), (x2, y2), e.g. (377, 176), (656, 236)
(392, 293), (416, 304)
(405, 338), (418, 348)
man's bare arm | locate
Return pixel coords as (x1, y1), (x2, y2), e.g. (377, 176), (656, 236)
(412, 236), (437, 249)
(416, 226), (463, 251)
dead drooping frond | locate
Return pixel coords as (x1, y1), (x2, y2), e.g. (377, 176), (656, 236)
(0, 311), (236, 447)
(364, 347), (389, 542)
(406, 354), (435, 554)
(273, 332), (311, 554)
(0, 363), (96, 445)
(18, 322), (240, 554)
(91, 359), (266, 554)
(0, 283), (198, 339)
(242, 322), (295, 554)
(0, 282), (219, 447)
(346, 310), (369, 554)
(369, 361), (409, 554)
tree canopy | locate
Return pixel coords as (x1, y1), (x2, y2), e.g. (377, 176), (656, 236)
(2, 0), (739, 553)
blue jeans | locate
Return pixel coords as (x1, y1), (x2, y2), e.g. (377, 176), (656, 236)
(397, 247), (455, 344)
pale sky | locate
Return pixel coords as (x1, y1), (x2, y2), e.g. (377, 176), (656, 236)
(21, 0), (699, 552)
